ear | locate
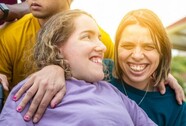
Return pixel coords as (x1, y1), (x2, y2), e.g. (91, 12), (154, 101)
(58, 45), (63, 53)
(57, 52), (63, 61)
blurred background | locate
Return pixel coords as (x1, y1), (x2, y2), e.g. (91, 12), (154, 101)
(72, 0), (186, 95)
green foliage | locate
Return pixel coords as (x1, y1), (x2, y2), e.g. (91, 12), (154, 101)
(171, 56), (186, 96)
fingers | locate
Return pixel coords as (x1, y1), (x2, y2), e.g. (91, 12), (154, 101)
(14, 65), (66, 123)
(18, 78), (48, 121)
(175, 84), (185, 105)
(50, 86), (66, 108)
(13, 76), (35, 101)
(32, 84), (57, 123)
(31, 82), (66, 123)
(1, 79), (9, 91)
(0, 74), (9, 91)
(22, 85), (45, 122)
(158, 80), (166, 95)
(16, 81), (39, 112)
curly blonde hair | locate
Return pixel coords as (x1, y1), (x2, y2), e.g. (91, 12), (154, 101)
(34, 9), (93, 79)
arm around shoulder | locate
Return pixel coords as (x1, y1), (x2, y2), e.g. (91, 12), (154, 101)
(0, 1), (29, 22)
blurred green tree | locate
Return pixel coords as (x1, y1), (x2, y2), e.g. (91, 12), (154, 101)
(171, 56), (186, 96)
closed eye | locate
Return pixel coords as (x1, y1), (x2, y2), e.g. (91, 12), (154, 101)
(81, 34), (91, 40)
(120, 44), (134, 50)
(143, 45), (155, 51)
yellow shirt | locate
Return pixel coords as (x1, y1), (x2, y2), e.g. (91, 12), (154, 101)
(0, 14), (114, 93)
(0, 14), (40, 91)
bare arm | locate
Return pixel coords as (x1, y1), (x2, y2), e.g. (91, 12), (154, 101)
(0, 1), (29, 22)
(13, 65), (66, 123)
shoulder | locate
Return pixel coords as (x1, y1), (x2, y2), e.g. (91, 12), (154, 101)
(1, 79), (28, 112)
(0, 79), (30, 125)
(0, 14), (39, 36)
(0, 14), (40, 47)
(110, 77), (124, 92)
(163, 85), (178, 96)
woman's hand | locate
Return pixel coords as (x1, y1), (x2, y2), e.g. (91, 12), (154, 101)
(13, 65), (66, 123)
(158, 73), (185, 105)
(0, 73), (9, 91)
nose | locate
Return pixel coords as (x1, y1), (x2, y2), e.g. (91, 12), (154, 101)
(95, 41), (107, 53)
(131, 46), (144, 60)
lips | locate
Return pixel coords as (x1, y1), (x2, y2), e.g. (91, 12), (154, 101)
(31, 3), (41, 10)
(31, 3), (41, 7)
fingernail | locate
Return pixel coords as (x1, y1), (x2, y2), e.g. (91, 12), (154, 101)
(52, 103), (57, 108)
(12, 96), (17, 101)
(179, 101), (182, 105)
(33, 117), (38, 123)
(24, 115), (30, 121)
(16, 106), (22, 112)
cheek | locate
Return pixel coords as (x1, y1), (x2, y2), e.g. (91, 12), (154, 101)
(61, 45), (74, 61)
(118, 48), (128, 62)
(66, 51), (77, 63)
(154, 56), (160, 68)
(149, 51), (160, 68)
(27, 0), (32, 6)
(117, 48), (128, 72)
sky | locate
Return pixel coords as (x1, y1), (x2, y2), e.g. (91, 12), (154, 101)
(71, 0), (186, 40)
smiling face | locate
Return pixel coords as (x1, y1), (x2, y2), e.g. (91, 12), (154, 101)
(60, 14), (106, 82)
(118, 24), (160, 89)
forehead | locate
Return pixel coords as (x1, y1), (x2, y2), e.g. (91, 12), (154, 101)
(74, 14), (100, 33)
(123, 24), (150, 35)
(120, 24), (152, 43)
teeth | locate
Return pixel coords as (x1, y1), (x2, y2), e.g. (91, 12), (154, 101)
(97, 58), (102, 63)
(91, 57), (102, 64)
(129, 64), (146, 71)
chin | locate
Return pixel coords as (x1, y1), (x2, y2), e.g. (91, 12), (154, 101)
(89, 74), (104, 82)
(32, 13), (45, 19)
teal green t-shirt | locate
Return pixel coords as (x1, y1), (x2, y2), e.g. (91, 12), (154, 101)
(103, 59), (186, 126)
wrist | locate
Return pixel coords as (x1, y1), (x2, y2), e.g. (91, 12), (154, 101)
(0, 3), (9, 20)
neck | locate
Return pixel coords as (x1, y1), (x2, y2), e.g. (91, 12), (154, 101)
(122, 76), (155, 91)
(38, 17), (50, 27)
(121, 79), (150, 105)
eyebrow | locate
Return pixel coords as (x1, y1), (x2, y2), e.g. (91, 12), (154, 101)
(120, 40), (154, 44)
(81, 30), (101, 37)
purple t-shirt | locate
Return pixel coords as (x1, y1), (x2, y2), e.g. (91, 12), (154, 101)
(0, 78), (156, 126)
